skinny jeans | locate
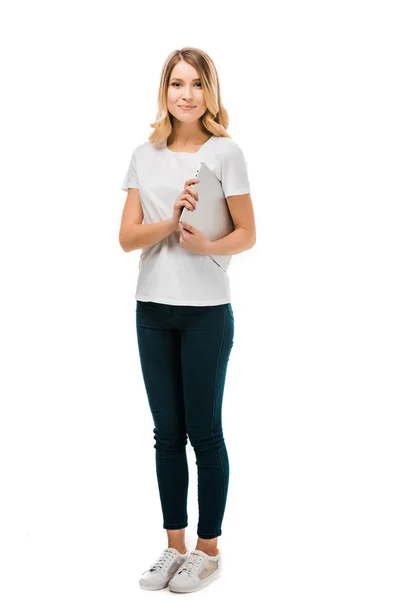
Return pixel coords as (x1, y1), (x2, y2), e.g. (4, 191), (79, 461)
(135, 300), (234, 539)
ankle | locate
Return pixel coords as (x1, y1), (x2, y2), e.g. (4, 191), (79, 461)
(195, 546), (218, 556)
(170, 545), (187, 554)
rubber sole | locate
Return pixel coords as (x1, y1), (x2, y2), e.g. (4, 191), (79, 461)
(168, 569), (221, 593)
(139, 579), (169, 590)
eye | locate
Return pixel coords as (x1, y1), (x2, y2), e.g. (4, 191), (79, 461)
(171, 82), (202, 88)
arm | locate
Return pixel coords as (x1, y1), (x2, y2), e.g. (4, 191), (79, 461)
(121, 219), (176, 253)
(119, 189), (176, 253)
(207, 226), (255, 256)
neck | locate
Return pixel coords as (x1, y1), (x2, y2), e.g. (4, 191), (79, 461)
(169, 121), (210, 145)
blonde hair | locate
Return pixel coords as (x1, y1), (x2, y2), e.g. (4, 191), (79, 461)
(149, 47), (232, 148)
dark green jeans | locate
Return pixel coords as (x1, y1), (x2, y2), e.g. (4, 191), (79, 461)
(135, 300), (235, 539)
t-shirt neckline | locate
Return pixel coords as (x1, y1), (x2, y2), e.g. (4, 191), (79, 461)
(165, 135), (215, 155)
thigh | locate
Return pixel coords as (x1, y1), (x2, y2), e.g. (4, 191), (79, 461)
(136, 302), (186, 432)
(179, 303), (234, 436)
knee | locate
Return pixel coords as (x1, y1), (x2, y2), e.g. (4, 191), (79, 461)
(188, 430), (225, 456)
(152, 426), (188, 453)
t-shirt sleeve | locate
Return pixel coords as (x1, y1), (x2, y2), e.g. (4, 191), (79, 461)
(220, 142), (251, 197)
(121, 149), (140, 191)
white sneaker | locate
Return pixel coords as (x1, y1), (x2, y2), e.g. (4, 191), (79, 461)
(168, 549), (221, 593)
(139, 547), (190, 590)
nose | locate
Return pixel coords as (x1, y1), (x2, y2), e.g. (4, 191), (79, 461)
(182, 85), (193, 101)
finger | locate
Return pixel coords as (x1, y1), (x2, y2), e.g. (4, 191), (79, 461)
(185, 178), (199, 187)
(182, 221), (197, 233)
(185, 187), (198, 200)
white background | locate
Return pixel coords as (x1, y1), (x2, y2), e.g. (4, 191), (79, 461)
(1, 1), (399, 598)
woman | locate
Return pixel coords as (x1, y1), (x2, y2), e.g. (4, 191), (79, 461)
(119, 47), (256, 593)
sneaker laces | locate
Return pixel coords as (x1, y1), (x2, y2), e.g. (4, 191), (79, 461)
(149, 549), (175, 573)
(177, 551), (203, 576)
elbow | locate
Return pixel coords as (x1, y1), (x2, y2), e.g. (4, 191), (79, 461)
(119, 228), (134, 252)
(119, 235), (128, 252)
(242, 227), (256, 249)
(119, 223), (140, 253)
(120, 242), (137, 253)
(119, 237), (133, 253)
(247, 231), (256, 249)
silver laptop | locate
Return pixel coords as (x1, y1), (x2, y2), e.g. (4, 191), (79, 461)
(179, 162), (234, 271)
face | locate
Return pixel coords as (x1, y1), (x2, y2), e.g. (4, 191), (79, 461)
(167, 60), (207, 123)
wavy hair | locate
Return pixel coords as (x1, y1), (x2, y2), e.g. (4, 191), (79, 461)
(149, 47), (232, 148)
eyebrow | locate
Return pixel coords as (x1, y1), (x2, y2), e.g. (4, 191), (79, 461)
(170, 77), (201, 82)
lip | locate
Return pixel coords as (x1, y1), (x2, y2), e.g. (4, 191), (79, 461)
(179, 105), (196, 110)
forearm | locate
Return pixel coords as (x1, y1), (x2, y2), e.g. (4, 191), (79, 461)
(207, 227), (255, 255)
(120, 217), (176, 253)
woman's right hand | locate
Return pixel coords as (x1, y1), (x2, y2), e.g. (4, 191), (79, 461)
(171, 178), (199, 227)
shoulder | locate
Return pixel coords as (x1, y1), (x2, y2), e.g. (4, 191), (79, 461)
(211, 136), (246, 159)
(211, 137), (248, 173)
(206, 137), (249, 187)
(212, 135), (241, 149)
(131, 140), (155, 158)
(125, 142), (160, 172)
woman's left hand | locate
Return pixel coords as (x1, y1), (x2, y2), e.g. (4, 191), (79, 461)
(178, 221), (211, 255)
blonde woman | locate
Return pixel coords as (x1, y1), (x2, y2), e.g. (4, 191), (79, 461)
(119, 47), (256, 593)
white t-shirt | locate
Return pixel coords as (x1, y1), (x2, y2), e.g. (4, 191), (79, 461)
(120, 135), (251, 306)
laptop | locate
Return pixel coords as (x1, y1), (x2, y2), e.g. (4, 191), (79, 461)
(179, 162), (234, 271)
